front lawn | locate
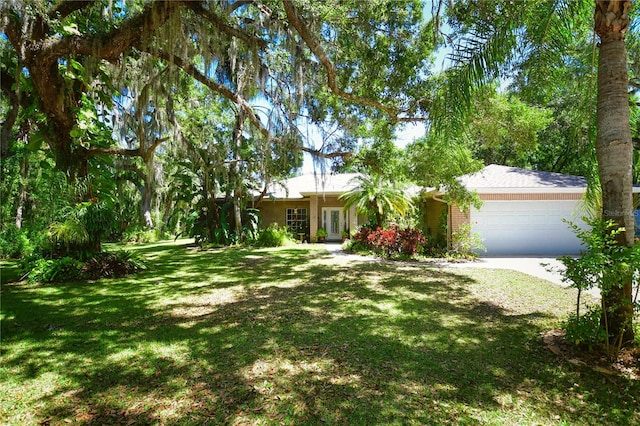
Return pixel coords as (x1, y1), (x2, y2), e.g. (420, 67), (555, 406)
(1, 241), (638, 425)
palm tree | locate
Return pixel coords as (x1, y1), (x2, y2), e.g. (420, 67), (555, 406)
(436, 0), (636, 345)
(594, 0), (635, 344)
(339, 174), (413, 228)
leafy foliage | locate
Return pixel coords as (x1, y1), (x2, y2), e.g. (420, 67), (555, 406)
(23, 250), (146, 284)
(48, 201), (115, 255)
(316, 228), (328, 239)
(466, 88), (553, 167)
(187, 200), (260, 247)
(48, 218), (89, 248)
(26, 257), (83, 284)
(255, 223), (296, 248)
(339, 174), (414, 227)
(557, 218), (640, 353)
(350, 225), (428, 258)
(564, 307), (608, 350)
(558, 219), (639, 299)
(0, 226), (36, 259)
(82, 250), (147, 280)
(121, 227), (168, 244)
(405, 134), (483, 210)
(450, 224), (486, 259)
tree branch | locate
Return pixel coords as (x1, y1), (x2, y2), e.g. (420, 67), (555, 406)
(229, 1), (255, 13)
(282, 1), (402, 123)
(253, 178), (271, 207)
(88, 136), (169, 160)
(43, 1), (184, 62)
(88, 147), (141, 157)
(147, 48), (350, 160)
(1, 7), (23, 51)
(118, 163), (146, 181)
(142, 137), (170, 162)
(183, 2), (267, 49)
(48, 0), (93, 21)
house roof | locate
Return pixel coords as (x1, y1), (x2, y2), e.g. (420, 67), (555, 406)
(261, 167), (638, 200)
(459, 164), (588, 193)
(263, 173), (362, 199)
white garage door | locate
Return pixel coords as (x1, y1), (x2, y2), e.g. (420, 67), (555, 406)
(470, 200), (586, 255)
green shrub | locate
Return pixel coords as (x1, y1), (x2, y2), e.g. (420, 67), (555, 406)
(82, 250), (147, 279)
(28, 257), (83, 283)
(49, 219), (89, 247)
(564, 307), (608, 350)
(46, 201), (115, 255)
(122, 227), (164, 244)
(341, 238), (354, 251)
(23, 250), (146, 283)
(255, 224), (296, 247)
(450, 224), (485, 258)
(0, 226), (35, 258)
(556, 218), (639, 354)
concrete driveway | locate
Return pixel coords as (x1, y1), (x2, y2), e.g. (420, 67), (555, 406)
(446, 257), (566, 285)
(324, 243), (599, 298)
(446, 256), (601, 298)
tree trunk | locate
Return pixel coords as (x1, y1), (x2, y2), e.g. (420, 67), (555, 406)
(141, 188), (154, 228)
(1, 93), (19, 160)
(141, 156), (155, 228)
(161, 193), (174, 233)
(232, 110), (246, 242)
(14, 155), (28, 230)
(594, 0), (635, 344)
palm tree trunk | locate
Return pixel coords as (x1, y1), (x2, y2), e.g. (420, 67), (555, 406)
(595, 0), (635, 344)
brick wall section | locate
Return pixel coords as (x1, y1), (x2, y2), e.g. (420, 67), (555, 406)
(449, 204), (470, 243)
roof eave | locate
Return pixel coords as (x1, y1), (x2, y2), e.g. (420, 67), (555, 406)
(470, 187), (587, 194)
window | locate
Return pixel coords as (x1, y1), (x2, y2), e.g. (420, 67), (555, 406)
(286, 208), (307, 233)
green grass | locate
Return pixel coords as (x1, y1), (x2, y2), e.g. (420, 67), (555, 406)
(1, 240), (638, 425)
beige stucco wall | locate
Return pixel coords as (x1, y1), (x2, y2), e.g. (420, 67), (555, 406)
(259, 199), (310, 228)
(258, 194), (364, 242)
(421, 198), (447, 241)
(258, 195), (355, 241)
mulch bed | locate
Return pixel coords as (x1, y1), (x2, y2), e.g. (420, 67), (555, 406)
(542, 329), (639, 380)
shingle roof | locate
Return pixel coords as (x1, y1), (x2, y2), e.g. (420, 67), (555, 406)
(459, 164), (587, 192)
(264, 173), (362, 199)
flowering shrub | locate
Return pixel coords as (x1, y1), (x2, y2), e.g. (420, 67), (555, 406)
(351, 225), (427, 258)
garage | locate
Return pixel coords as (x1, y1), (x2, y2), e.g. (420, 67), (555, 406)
(470, 200), (587, 255)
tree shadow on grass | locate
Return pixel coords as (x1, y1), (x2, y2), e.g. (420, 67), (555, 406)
(1, 243), (638, 425)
